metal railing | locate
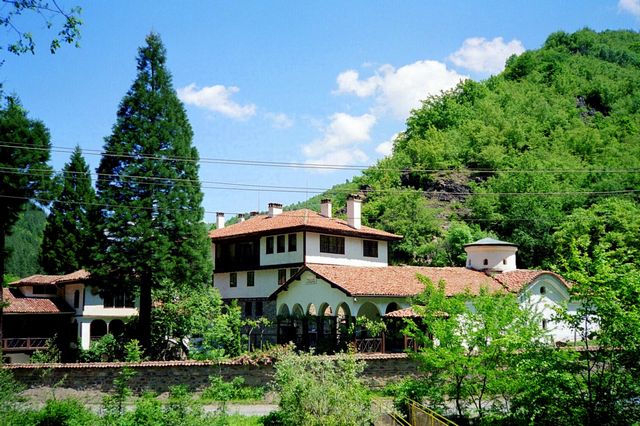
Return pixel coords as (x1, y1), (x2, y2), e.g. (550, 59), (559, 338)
(2, 337), (49, 352)
(407, 399), (458, 426)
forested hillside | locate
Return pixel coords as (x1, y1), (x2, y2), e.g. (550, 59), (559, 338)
(295, 29), (640, 269)
(5, 204), (46, 278)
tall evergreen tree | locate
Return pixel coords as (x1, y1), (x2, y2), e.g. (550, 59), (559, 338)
(92, 33), (212, 351)
(0, 96), (51, 346)
(40, 146), (96, 274)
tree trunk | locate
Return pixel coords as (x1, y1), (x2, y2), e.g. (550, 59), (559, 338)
(138, 272), (152, 354)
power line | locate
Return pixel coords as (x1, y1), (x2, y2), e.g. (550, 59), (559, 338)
(2, 168), (639, 197)
(2, 142), (640, 174)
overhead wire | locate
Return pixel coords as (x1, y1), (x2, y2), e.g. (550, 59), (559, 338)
(2, 142), (640, 174)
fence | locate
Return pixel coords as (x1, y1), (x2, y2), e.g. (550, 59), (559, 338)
(373, 399), (457, 426)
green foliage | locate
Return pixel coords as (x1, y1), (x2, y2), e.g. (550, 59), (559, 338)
(80, 333), (120, 362)
(271, 350), (372, 426)
(407, 278), (547, 419)
(40, 146), (96, 274)
(0, 368), (27, 424)
(201, 376), (264, 402)
(5, 203), (45, 277)
(123, 339), (144, 363)
(92, 32), (212, 351)
(1, 1), (82, 58)
(151, 286), (244, 360)
(30, 335), (61, 363)
(102, 367), (136, 423)
(36, 398), (98, 426)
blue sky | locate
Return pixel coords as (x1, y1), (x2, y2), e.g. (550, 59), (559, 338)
(2, 0), (639, 222)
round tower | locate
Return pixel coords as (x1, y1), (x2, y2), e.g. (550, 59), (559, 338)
(464, 238), (518, 273)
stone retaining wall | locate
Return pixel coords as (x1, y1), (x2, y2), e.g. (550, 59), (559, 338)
(4, 353), (422, 393)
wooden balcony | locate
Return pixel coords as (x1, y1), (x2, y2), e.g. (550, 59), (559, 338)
(2, 337), (49, 352)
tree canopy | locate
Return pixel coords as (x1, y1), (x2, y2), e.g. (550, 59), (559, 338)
(40, 146), (96, 274)
(92, 33), (212, 351)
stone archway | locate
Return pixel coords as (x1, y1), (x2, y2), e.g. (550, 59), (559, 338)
(109, 319), (125, 336)
(357, 302), (380, 319)
(278, 304), (290, 317)
(385, 302), (400, 314)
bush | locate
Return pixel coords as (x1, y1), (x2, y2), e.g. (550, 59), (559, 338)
(271, 351), (372, 426)
(201, 376), (264, 402)
(36, 398), (98, 426)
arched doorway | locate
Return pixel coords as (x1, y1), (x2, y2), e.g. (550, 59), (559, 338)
(385, 302), (400, 314)
(90, 320), (107, 340)
(109, 319), (125, 336)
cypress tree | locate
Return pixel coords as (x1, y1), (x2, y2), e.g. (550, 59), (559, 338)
(40, 146), (96, 274)
(93, 33), (212, 351)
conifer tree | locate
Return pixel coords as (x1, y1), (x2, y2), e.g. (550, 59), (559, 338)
(40, 146), (96, 274)
(92, 33), (212, 351)
(0, 96), (51, 345)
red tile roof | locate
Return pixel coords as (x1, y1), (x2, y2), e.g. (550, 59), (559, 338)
(273, 265), (568, 299)
(10, 270), (90, 287)
(492, 270), (571, 292)
(209, 209), (402, 241)
(2, 288), (74, 314)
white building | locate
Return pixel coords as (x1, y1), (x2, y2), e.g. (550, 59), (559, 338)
(209, 196), (402, 321)
(2, 270), (137, 362)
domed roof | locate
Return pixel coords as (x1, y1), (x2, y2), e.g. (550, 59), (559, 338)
(463, 238), (518, 248)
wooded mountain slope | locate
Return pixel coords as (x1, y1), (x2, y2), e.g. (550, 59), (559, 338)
(293, 29), (640, 269)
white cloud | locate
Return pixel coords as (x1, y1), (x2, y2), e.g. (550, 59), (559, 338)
(448, 37), (525, 74)
(619, 0), (640, 16)
(265, 112), (294, 129)
(177, 83), (256, 120)
(375, 133), (399, 157)
(335, 61), (467, 119)
(302, 113), (376, 166)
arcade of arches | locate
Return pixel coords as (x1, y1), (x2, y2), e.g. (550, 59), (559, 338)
(276, 300), (408, 353)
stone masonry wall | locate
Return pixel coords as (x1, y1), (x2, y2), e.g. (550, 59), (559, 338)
(4, 354), (422, 393)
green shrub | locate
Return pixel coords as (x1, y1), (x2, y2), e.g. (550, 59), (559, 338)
(36, 398), (98, 426)
(271, 351), (372, 426)
(201, 376), (264, 402)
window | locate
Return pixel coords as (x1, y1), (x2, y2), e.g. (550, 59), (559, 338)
(542, 319), (548, 329)
(320, 235), (345, 254)
(540, 286), (546, 295)
(33, 285), (57, 295)
(483, 259), (488, 266)
(277, 235), (285, 253)
(230, 272), (237, 288)
(73, 290), (80, 308)
(290, 268), (298, 278)
(247, 271), (255, 287)
(288, 233), (297, 251)
(255, 301), (263, 317)
(103, 290), (134, 308)
(244, 301), (252, 317)
(278, 269), (287, 285)
(266, 236), (274, 254)
(363, 240), (378, 258)
(503, 258), (507, 265)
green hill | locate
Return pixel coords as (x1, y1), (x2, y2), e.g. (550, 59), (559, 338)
(296, 28), (640, 268)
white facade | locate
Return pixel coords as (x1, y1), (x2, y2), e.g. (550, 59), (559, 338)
(260, 232), (303, 266)
(465, 244), (517, 272)
(276, 270), (409, 320)
(305, 232), (388, 267)
(214, 268), (300, 300)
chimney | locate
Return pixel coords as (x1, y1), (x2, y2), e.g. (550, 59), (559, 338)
(346, 194), (362, 229)
(250, 211), (258, 217)
(320, 198), (332, 218)
(216, 212), (225, 229)
(268, 202), (283, 218)
(238, 214), (246, 223)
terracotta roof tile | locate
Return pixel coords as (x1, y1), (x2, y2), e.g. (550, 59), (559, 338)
(209, 209), (401, 241)
(2, 288), (74, 314)
(384, 307), (419, 318)
(275, 265), (569, 299)
(492, 270), (571, 292)
(277, 265), (504, 298)
(10, 270), (90, 287)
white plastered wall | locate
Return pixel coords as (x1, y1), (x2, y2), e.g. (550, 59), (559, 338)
(305, 232), (388, 267)
(276, 270), (409, 318)
(260, 232), (304, 266)
(465, 246), (517, 272)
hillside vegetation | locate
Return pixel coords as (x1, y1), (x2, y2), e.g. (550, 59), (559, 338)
(296, 28), (640, 270)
